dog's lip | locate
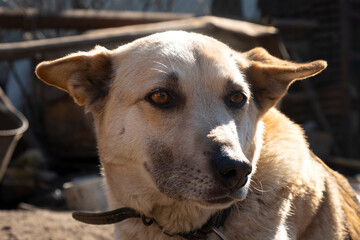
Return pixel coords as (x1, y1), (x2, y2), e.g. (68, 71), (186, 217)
(204, 185), (249, 204)
(205, 196), (234, 204)
(199, 180), (250, 205)
(229, 183), (249, 201)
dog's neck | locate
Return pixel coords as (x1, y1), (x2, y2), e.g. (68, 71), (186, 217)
(107, 188), (219, 235)
(73, 205), (231, 239)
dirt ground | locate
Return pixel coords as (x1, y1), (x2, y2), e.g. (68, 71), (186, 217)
(0, 208), (113, 240)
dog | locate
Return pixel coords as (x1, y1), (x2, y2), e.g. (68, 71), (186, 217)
(35, 31), (360, 240)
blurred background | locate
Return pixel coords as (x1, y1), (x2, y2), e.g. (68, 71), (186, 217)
(0, 0), (359, 213)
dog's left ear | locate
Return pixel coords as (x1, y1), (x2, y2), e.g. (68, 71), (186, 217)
(35, 46), (112, 106)
(240, 47), (327, 111)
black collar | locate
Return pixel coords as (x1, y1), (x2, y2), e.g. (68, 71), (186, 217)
(72, 206), (231, 240)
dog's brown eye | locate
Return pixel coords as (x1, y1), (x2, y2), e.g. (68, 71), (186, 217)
(230, 93), (244, 104)
(147, 89), (174, 108)
(151, 91), (169, 104)
(227, 92), (247, 108)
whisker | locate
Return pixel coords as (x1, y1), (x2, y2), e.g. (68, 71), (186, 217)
(166, 55), (175, 72)
(150, 68), (168, 74)
(153, 61), (169, 69)
(250, 177), (274, 193)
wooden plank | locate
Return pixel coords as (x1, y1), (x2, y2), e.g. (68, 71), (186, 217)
(0, 16), (279, 61)
(265, 18), (319, 33)
(330, 157), (360, 170)
(0, 7), (193, 30)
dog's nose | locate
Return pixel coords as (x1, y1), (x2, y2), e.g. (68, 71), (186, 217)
(214, 152), (252, 190)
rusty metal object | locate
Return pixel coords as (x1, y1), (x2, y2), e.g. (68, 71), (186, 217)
(0, 87), (28, 181)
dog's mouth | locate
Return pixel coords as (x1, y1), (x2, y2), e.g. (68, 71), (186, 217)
(144, 152), (251, 207)
(205, 196), (233, 205)
(149, 166), (252, 208)
(194, 181), (250, 208)
(154, 179), (250, 208)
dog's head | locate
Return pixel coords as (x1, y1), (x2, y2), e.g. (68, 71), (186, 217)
(36, 31), (326, 210)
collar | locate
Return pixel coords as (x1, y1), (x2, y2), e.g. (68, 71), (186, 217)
(72, 206), (231, 240)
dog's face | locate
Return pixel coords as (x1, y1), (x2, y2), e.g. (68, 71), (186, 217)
(36, 31), (326, 210)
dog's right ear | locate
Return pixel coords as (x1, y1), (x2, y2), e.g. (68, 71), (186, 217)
(35, 46), (112, 106)
(240, 47), (327, 112)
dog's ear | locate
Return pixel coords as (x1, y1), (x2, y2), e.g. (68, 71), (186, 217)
(35, 46), (112, 106)
(241, 47), (327, 111)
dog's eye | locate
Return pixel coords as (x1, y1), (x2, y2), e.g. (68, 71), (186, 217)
(147, 89), (174, 108)
(227, 92), (247, 108)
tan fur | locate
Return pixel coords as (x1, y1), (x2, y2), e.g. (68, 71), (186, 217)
(35, 31), (359, 240)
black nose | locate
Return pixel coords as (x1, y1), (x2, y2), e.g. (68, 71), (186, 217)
(214, 152), (252, 190)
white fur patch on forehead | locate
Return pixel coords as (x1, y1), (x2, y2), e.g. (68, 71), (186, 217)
(130, 31), (231, 65)
(150, 32), (198, 63)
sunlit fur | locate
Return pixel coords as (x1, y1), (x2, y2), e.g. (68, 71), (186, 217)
(36, 31), (359, 240)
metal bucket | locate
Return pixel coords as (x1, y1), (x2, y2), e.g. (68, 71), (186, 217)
(0, 87), (28, 181)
